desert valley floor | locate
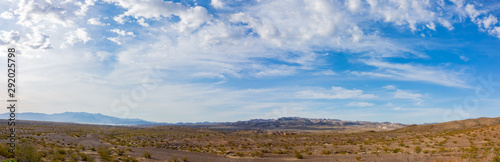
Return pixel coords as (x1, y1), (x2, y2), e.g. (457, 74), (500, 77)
(1, 117), (500, 162)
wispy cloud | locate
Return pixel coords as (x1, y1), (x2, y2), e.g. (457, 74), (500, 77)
(382, 85), (396, 90)
(297, 86), (377, 100)
(394, 89), (424, 101)
(346, 102), (374, 107)
(353, 59), (470, 88)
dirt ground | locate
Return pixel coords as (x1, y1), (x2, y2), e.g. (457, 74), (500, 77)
(0, 119), (499, 161)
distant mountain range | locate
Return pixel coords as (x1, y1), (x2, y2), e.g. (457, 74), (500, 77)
(184, 116), (407, 132)
(3, 112), (406, 132)
(2, 112), (162, 125)
(2, 112), (221, 126)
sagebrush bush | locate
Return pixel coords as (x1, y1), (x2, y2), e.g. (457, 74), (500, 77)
(15, 143), (42, 162)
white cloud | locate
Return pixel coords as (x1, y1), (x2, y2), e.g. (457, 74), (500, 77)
(173, 6), (212, 32)
(382, 85), (424, 102)
(351, 71), (394, 78)
(297, 86), (377, 99)
(0, 11), (14, 19)
(107, 29), (134, 45)
(105, 0), (211, 32)
(113, 14), (126, 24)
(25, 30), (52, 49)
(426, 22), (436, 31)
(480, 14), (498, 29)
(383, 85), (396, 90)
(465, 4), (480, 20)
(490, 27), (500, 39)
(459, 55), (469, 62)
(358, 59), (469, 88)
(107, 37), (121, 44)
(366, 0), (437, 32)
(450, 0), (465, 8)
(349, 25), (364, 42)
(220, 0), (448, 59)
(104, 0), (184, 19)
(455, 2), (500, 38)
(347, 0), (362, 12)
(87, 18), (105, 26)
(346, 101), (374, 107)
(66, 28), (91, 45)
(229, 12), (282, 43)
(438, 18), (454, 30)
(14, 0), (73, 27)
(75, 0), (96, 16)
(314, 70), (337, 76)
(110, 28), (134, 36)
(394, 89), (423, 101)
(252, 65), (296, 77)
(137, 18), (149, 27)
(211, 0), (224, 9)
(0, 30), (20, 45)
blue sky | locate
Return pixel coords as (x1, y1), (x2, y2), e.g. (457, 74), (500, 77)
(0, 0), (499, 124)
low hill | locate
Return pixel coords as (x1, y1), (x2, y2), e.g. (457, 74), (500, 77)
(396, 117), (500, 132)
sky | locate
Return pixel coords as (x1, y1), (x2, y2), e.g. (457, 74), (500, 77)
(0, 0), (499, 124)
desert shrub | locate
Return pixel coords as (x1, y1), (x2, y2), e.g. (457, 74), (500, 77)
(70, 152), (80, 161)
(144, 151), (152, 159)
(47, 149), (66, 161)
(15, 144), (42, 162)
(117, 149), (125, 156)
(79, 152), (90, 161)
(0, 143), (13, 158)
(235, 152), (245, 157)
(121, 156), (138, 162)
(273, 149), (285, 154)
(250, 151), (263, 157)
(493, 156), (500, 162)
(58, 148), (66, 154)
(321, 150), (332, 155)
(414, 146), (422, 153)
(168, 156), (178, 162)
(97, 147), (113, 161)
(294, 151), (303, 159)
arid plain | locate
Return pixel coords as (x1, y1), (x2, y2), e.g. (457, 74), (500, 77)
(1, 117), (500, 162)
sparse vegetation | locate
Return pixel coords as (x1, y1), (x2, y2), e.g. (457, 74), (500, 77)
(294, 151), (303, 159)
(414, 146), (422, 153)
(144, 151), (152, 159)
(0, 117), (500, 161)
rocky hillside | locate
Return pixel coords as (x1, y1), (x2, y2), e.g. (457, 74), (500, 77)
(396, 117), (500, 132)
